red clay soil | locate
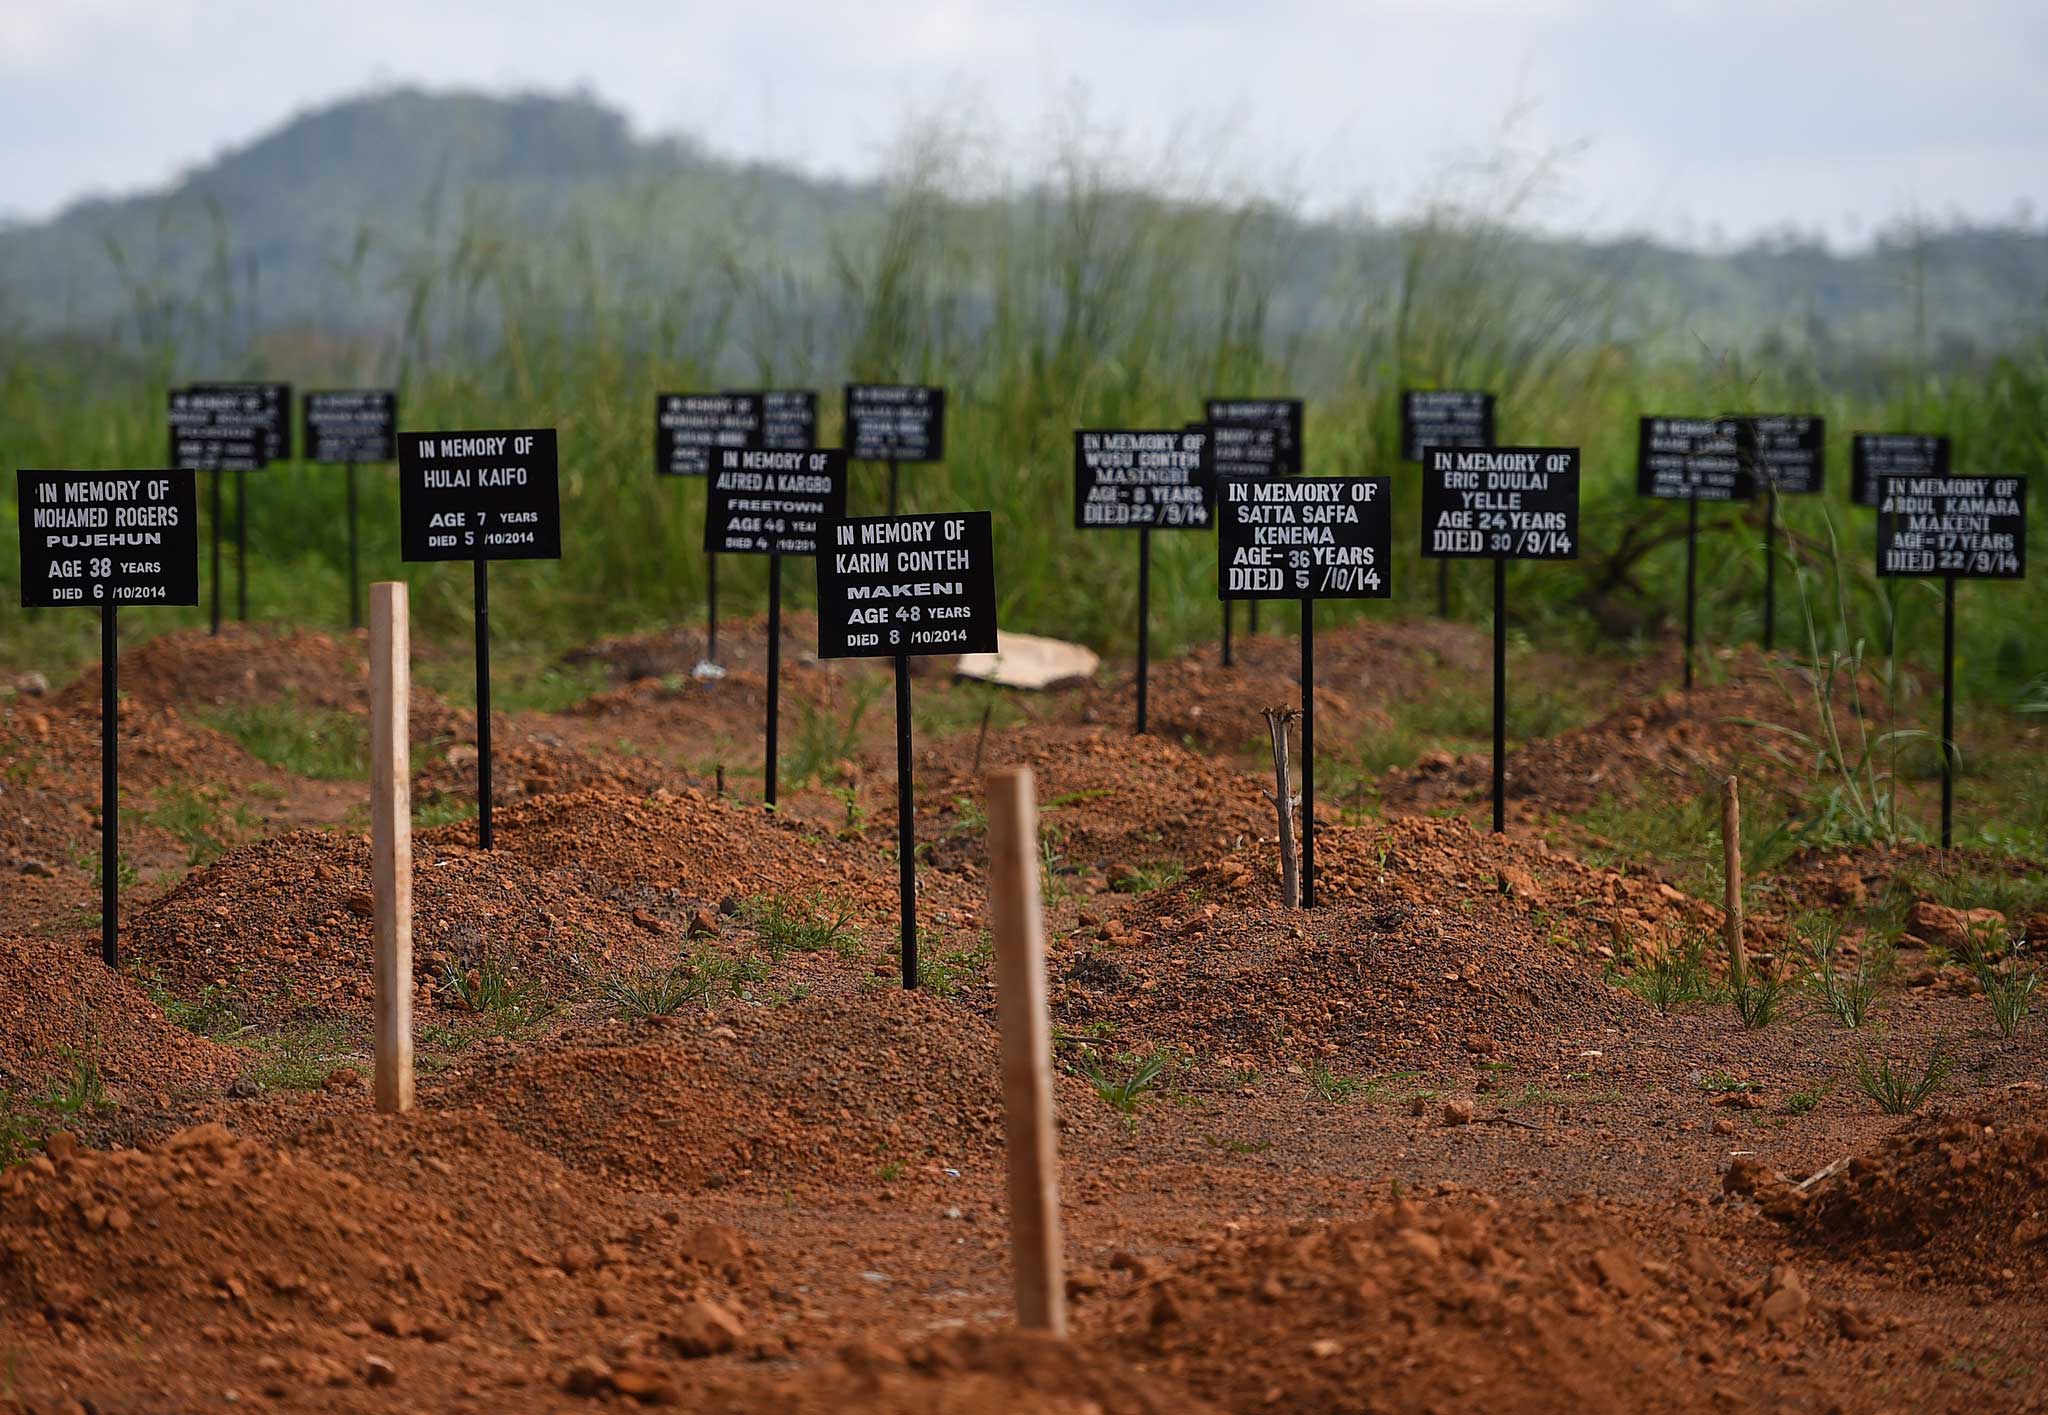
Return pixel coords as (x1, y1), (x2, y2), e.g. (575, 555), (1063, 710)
(0, 931), (243, 1099)
(1376, 651), (1817, 821)
(1089, 1195), (1884, 1415)
(119, 787), (914, 1024)
(48, 624), (373, 715)
(439, 992), (1113, 1200)
(1784, 1084), (2048, 1292)
(1041, 814), (1717, 1065)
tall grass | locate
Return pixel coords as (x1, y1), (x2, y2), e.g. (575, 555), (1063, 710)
(1, 125), (2042, 728)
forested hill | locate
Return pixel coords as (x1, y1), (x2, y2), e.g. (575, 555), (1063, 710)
(4, 86), (2046, 370)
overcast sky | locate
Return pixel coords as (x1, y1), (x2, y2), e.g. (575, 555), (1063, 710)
(5, 0), (2045, 248)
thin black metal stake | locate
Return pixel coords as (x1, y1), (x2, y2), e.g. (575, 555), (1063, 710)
(1438, 559), (1451, 618)
(765, 555), (782, 807)
(346, 462), (361, 630)
(1683, 498), (1699, 691)
(235, 472), (248, 622)
(1941, 574), (1956, 850)
(895, 655), (917, 987)
(1300, 598), (1315, 909)
(887, 457), (899, 515)
(1135, 529), (1151, 735)
(706, 551), (720, 665)
(209, 471), (222, 636)
(474, 558), (494, 850)
(1763, 486), (1778, 652)
(1222, 601), (1234, 668)
(1250, 598), (1260, 637)
(1492, 555), (1507, 835)
(100, 604), (119, 968)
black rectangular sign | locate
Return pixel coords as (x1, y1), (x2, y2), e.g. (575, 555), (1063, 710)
(1204, 398), (1302, 478)
(1422, 448), (1579, 559)
(1876, 476), (2026, 580)
(1074, 429), (1212, 530)
(1637, 416), (1753, 500)
(17, 471), (200, 608)
(759, 391), (819, 452)
(1218, 477), (1391, 600)
(816, 512), (997, 658)
(1852, 433), (1950, 508)
(397, 429), (561, 562)
(303, 390), (397, 464)
(704, 448), (847, 556)
(845, 385), (946, 463)
(1401, 390), (1496, 462)
(656, 394), (763, 477)
(168, 385), (282, 471)
(170, 383), (291, 463)
(1736, 414), (1825, 494)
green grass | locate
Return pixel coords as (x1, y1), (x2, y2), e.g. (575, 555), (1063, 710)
(1081, 1049), (1172, 1115)
(201, 701), (368, 780)
(142, 785), (256, 866)
(246, 1022), (356, 1091)
(1607, 930), (1722, 1015)
(742, 892), (864, 958)
(438, 955), (556, 1038)
(1852, 1038), (1954, 1114)
(593, 956), (718, 1017)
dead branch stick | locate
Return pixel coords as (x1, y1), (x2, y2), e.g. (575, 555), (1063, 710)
(1263, 707), (1301, 909)
(1793, 1155), (1851, 1193)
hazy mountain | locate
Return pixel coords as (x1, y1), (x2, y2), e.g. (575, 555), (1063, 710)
(3, 87), (2044, 373)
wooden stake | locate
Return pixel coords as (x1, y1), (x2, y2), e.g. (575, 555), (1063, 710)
(370, 582), (414, 1114)
(984, 765), (1066, 1336)
(1263, 707), (1301, 909)
(1720, 775), (1747, 993)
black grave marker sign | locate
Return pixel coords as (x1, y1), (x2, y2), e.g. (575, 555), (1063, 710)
(1204, 399), (1303, 478)
(1736, 414), (1825, 494)
(656, 394), (764, 477)
(1853, 434), (1951, 508)
(1421, 448), (1579, 559)
(1075, 429), (1211, 734)
(1875, 474), (2028, 849)
(704, 448), (848, 556)
(1877, 476), (2026, 580)
(817, 512), (997, 659)
(757, 391), (820, 452)
(303, 390), (399, 628)
(303, 391), (398, 465)
(1074, 429), (1214, 530)
(845, 385), (946, 464)
(1423, 449), (1581, 834)
(16, 469), (199, 970)
(1637, 417), (1752, 501)
(17, 471), (199, 608)
(1217, 475), (1390, 911)
(1638, 416), (1753, 690)
(816, 511), (997, 990)
(1218, 477), (1391, 600)
(399, 430), (561, 561)
(398, 428), (562, 852)
(1400, 390), (1495, 463)
(169, 385), (281, 633)
(706, 446), (846, 810)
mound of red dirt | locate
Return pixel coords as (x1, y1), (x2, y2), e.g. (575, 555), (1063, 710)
(691, 1329), (1215, 1414)
(412, 728), (692, 810)
(919, 726), (1273, 879)
(121, 788), (909, 1023)
(1051, 816), (1711, 1065)
(442, 993), (1109, 1198)
(1377, 658), (1809, 821)
(0, 1109), (774, 1407)
(1093, 1198), (1850, 1415)
(1790, 1084), (2048, 1291)
(51, 625), (371, 714)
(0, 932), (243, 1099)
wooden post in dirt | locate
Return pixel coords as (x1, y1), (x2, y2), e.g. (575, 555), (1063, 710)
(984, 765), (1067, 1336)
(1720, 775), (1747, 993)
(1263, 708), (1301, 908)
(370, 582), (415, 1114)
